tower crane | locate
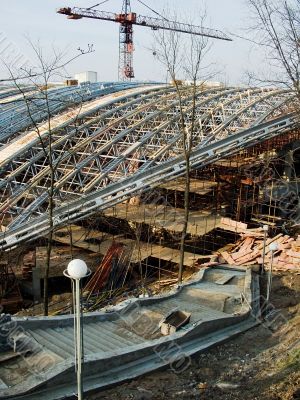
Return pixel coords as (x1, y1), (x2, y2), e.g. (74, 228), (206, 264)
(57, 0), (231, 81)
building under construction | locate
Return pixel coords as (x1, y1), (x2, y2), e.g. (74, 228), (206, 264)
(0, 81), (299, 397)
(0, 81), (299, 302)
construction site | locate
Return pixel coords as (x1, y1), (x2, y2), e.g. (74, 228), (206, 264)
(0, 0), (299, 399)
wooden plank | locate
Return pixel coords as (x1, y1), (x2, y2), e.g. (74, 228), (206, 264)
(292, 241), (300, 252)
(240, 232), (265, 238)
(231, 248), (254, 261)
(264, 236), (287, 255)
(230, 238), (255, 261)
(221, 252), (236, 264)
(286, 250), (300, 259)
(255, 234), (283, 251)
(235, 250), (261, 265)
(220, 217), (248, 230)
(215, 273), (236, 285)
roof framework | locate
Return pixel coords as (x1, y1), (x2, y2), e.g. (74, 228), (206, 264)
(0, 83), (296, 249)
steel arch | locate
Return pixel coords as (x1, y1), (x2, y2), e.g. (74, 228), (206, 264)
(0, 83), (297, 249)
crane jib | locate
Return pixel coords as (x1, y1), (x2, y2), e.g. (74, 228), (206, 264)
(57, 5), (232, 80)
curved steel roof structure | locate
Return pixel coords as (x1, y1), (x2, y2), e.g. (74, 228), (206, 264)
(0, 83), (297, 249)
(0, 82), (142, 144)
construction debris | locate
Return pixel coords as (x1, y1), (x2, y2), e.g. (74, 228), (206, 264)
(0, 260), (23, 313)
(83, 242), (132, 301)
(54, 224), (201, 267)
(33, 246), (101, 278)
(22, 251), (35, 279)
(159, 309), (191, 335)
(217, 232), (300, 273)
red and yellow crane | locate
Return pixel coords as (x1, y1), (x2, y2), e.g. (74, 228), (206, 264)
(57, 0), (232, 81)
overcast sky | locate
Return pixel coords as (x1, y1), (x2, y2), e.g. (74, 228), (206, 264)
(0, 1), (265, 85)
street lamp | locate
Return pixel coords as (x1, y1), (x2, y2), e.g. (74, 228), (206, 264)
(261, 225), (269, 275)
(64, 259), (91, 400)
(266, 241), (278, 302)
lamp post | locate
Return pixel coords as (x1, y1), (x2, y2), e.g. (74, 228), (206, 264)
(266, 242), (278, 302)
(64, 259), (90, 400)
(261, 225), (269, 275)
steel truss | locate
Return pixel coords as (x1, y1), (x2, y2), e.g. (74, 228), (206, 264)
(0, 84), (297, 249)
(0, 82), (143, 144)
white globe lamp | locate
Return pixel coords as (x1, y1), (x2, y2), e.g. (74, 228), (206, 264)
(67, 259), (88, 280)
(269, 242), (279, 252)
(64, 258), (89, 400)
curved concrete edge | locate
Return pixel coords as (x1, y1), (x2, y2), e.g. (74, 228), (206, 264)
(9, 268), (210, 330)
(2, 276), (259, 400)
(13, 266), (248, 331)
(0, 267), (258, 399)
(1, 313), (253, 399)
(0, 268), (208, 353)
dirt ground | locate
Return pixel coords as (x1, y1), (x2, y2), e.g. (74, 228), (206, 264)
(87, 272), (300, 400)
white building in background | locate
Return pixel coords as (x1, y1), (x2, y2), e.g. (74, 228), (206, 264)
(74, 71), (98, 84)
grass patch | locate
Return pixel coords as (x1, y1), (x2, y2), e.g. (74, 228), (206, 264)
(278, 347), (300, 371)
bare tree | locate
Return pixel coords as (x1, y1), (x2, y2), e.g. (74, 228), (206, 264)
(1, 41), (93, 315)
(153, 11), (217, 284)
(247, 0), (300, 104)
(246, 0), (300, 233)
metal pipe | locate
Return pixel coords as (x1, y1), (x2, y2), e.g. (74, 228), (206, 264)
(261, 225), (269, 275)
(75, 278), (83, 400)
(266, 241), (278, 302)
(63, 260), (91, 400)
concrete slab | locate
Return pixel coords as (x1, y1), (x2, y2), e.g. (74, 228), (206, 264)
(0, 266), (258, 399)
(158, 178), (219, 195)
(104, 203), (222, 236)
(53, 225), (200, 267)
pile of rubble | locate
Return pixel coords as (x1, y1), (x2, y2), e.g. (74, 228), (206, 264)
(193, 219), (300, 273)
(219, 232), (300, 273)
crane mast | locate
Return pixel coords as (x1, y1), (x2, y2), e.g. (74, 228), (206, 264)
(57, 1), (232, 81)
(118, 0), (135, 80)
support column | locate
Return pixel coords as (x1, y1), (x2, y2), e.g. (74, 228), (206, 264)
(32, 267), (41, 303)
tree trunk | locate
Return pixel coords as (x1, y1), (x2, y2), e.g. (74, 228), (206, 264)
(178, 158), (191, 284)
(43, 169), (54, 316)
